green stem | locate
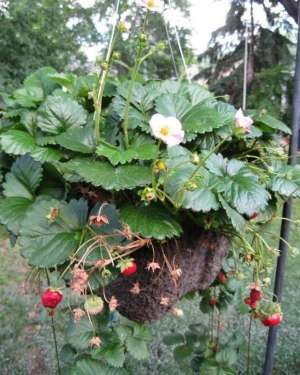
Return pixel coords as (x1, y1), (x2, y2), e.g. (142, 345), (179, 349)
(94, 33), (118, 143)
(122, 13), (149, 148)
(94, 0), (121, 143)
(51, 316), (61, 375)
(122, 48), (143, 148)
(45, 269), (61, 375)
(246, 316), (253, 375)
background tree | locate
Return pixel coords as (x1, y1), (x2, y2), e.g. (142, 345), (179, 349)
(0, 0), (100, 90)
(196, 0), (296, 121)
(0, 0), (192, 92)
(91, 0), (192, 80)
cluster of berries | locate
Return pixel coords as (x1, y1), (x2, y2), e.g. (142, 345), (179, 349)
(244, 285), (283, 327)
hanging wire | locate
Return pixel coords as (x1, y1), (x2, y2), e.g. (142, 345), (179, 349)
(102, 0), (121, 72)
(94, 0), (121, 124)
(166, 0), (191, 82)
(242, 23), (249, 111)
(242, 0), (253, 111)
(163, 19), (180, 79)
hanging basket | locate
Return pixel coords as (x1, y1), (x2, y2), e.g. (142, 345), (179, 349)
(105, 230), (229, 323)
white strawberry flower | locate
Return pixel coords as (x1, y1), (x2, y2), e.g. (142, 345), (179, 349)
(136, 0), (164, 13)
(235, 109), (253, 133)
(150, 113), (185, 146)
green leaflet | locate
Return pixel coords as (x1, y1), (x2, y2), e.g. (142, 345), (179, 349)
(0, 130), (62, 162)
(164, 146), (219, 212)
(120, 204), (182, 240)
(155, 93), (192, 119)
(19, 198), (88, 267)
(3, 155), (43, 199)
(37, 95), (87, 134)
(0, 155), (43, 234)
(0, 197), (34, 235)
(253, 112), (291, 134)
(219, 195), (246, 233)
(56, 126), (96, 153)
(206, 154), (269, 216)
(14, 86), (44, 108)
(96, 139), (158, 166)
(63, 158), (152, 191)
(68, 359), (129, 375)
(95, 342), (125, 368)
(270, 163), (300, 197)
(182, 103), (228, 134)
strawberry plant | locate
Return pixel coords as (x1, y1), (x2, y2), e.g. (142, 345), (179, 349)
(0, 1), (299, 373)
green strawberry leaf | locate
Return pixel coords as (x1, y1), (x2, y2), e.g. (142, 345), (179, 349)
(173, 345), (194, 363)
(0, 197), (34, 235)
(155, 93), (191, 119)
(219, 195), (246, 233)
(270, 163), (300, 197)
(56, 126), (96, 154)
(14, 86), (44, 108)
(37, 95), (87, 134)
(19, 198), (88, 267)
(63, 158), (152, 191)
(120, 204), (182, 240)
(0, 130), (61, 162)
(206, 154), (269, 215)
(96, 139), (158, 166)
(71, 359), (129, 375)
(66, 317), (94, 351)
(95, 342), (125, 368)
(3, 155), (43, 199)
(253, 112), (291, 134)
(182, 103), (227, 134)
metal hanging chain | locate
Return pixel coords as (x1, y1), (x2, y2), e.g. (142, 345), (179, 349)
(166, 0), (191, 82)
(163, 18), (180, 79)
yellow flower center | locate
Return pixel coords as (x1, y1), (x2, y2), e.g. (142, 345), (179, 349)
(147, 0), (156, 8)
(160, 126), (170, 136)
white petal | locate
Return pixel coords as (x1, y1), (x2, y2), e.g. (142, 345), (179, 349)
(235, 108), (244, 120)
(150, 113), (165, 137)
(166, 130), (185, 147)
(165, 116), (183, 133)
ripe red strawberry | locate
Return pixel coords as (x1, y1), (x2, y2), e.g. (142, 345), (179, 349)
(122, 261), (137, 277)
(41, 288), (63, 309)
(250, 288), (261, 303)
(217, 271), (227, 284)
(244, 297), (257, 309)
(209, 296), (217, 306)
(261, 312), (283, 327)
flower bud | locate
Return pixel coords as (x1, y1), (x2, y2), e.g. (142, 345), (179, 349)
(112, 51), (121, 60)
(154, 160), (167, 173)
(191, 153), (200, 164)
(117, 22), (128, 33)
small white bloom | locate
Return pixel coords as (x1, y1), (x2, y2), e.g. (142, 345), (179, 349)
(136, 0), (164, 13)
(150, 114), (185, 146)
(235, 109), (253, 133)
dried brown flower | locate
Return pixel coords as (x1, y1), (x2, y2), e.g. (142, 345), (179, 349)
(73, 308), (86, 322)
(89, 336), (102, 348)
(146, 261), (161, 272)
(70, 265), (89, 295)
(109, 296), (119, 312)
